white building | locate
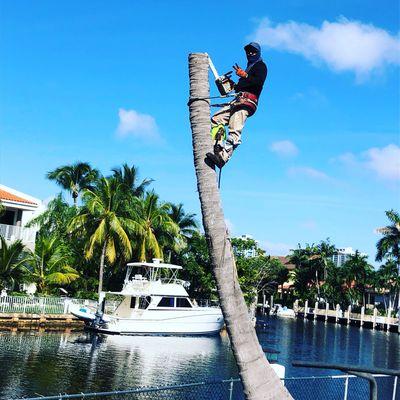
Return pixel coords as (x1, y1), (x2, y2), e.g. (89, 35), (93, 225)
(332, 247), (368, 267)
(0, 184), (44, 251)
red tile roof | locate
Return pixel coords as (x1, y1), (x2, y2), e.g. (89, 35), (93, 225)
(0, 189), (37, 205)
(272, 256), (295, 270)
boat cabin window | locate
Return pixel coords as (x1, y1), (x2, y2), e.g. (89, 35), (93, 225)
(157, 297), (175, 307)
(139, 296), (152, 309)
(130, 297), (136, 309)
(176, 298), (192, 308)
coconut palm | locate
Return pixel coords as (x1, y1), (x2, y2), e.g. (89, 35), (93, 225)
(0, 236), (29, 291)
(130, 192), (179, 262)
(342, 251), (373, 306)
(376, 209), (400, 264)
(24, 236), (79, 294)
(167, 203), (198, 238)
(375, 260), (399, 311)
(69, 177), (135, 296)
(27, 194), (78, 238)
(47, 162), (99, 206)
(111, 163), (153, 197)
(376, 209), (400, 311)
(188, 53), (291, 399)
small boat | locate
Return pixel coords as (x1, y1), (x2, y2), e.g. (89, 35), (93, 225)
(70, 259), (224, 336)
(273, 304), (296, 318)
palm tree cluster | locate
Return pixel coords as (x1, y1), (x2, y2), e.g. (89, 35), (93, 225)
(290, 223), (400, 313)
(0, 162), (201, 297)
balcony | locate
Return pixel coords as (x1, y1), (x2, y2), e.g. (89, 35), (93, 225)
(0, 223), (37, 248)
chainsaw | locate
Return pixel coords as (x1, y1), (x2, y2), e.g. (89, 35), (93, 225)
(208, 56), (235, 96)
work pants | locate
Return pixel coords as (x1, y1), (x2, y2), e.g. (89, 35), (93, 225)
(211, 105), (249, 163)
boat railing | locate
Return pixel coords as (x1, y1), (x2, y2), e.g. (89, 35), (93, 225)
(159, 278), (189, 287)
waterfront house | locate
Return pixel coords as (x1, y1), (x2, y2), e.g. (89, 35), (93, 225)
(0, 184), (43, 251)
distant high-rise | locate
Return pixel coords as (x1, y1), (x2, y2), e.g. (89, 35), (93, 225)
(332, 247), (368, 267)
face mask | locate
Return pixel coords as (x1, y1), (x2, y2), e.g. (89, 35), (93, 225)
(246, 50), (260, 64)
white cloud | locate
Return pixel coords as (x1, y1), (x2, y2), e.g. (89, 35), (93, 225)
(116, 108), (160, 140)
(269, 140), (298, 157)
(338, 144), (400, 181)
(262, 240), (293, 256)
(363, 144), (400, 180)
(252, 17), (400, 79)
(288, 166), (329, 180)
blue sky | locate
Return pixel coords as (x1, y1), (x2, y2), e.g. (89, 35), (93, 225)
(1, 1), (399, 264)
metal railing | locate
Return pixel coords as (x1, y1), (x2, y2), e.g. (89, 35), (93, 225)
(0, 296), (98, 315)
(10, 374), (399, 400)
(0, 223), (37, 244)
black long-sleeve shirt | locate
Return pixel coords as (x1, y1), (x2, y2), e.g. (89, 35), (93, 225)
(235, 60), (268, 98)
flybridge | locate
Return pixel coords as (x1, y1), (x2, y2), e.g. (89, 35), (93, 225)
(125, 258), (183, 284)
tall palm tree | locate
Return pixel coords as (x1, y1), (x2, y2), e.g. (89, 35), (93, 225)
(69, 177), (135, 296)
(342, 251), (373, 306)
(111, 163), (153, 197)
(47, 162), (99, 206)
(188, 53), (291, 399)
(130, 192), (179, 262)
(375, 260), (399, 311)
(168, 203), (198, 239)
(27, 193), (78, 238)
(24, 236), (79, 294)
(376, 209), (400, 310)
(376, 209), (400, 263)
(0, 236), (29, 291)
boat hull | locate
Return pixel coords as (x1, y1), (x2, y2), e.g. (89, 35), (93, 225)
(75, 308), (224, 336)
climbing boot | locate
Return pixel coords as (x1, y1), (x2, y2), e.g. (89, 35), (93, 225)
(206, 152), (226, 169)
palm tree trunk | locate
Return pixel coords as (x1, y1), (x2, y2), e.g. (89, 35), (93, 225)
(98, 241), (106, 297)
(188, 53), (292, 400)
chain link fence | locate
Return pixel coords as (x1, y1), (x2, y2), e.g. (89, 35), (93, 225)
(13, 374), (399, 400)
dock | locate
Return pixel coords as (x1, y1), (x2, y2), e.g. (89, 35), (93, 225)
(294, 300), (399, 333)
(0, 313), (84, 331)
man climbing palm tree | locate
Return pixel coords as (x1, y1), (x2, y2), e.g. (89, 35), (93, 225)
(207, 42), (268, 168)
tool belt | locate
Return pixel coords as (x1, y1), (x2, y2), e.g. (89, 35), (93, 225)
(231, 92), (258, 116)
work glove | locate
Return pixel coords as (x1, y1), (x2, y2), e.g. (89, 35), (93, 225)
(233, 63), (248, 78)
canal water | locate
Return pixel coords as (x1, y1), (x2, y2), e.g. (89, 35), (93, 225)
(1, 316), (399, 399)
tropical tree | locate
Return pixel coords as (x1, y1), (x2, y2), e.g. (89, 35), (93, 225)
(69, 177), (134, 296)
(27, 194), (78, 239)
(130, 192), (180, 262)
(376, 209), (400, 263)
(167, 203), (198, 239)
(110, 163), (153, 197)
(0, 236), (29, 291)
(24, 236), (79, 294)
(342, 251), (373, 306)
(290, 244), (322, 301)
(178, 231), (216, 299)
(376, 209), (400, 310)
(164, 203), (198, 262)
(375, 260), (400, 311)
(188, 53), (291, 399)
(47, 162), (99, 206)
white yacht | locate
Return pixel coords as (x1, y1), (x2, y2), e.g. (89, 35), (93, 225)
(71, 259), (224, 336)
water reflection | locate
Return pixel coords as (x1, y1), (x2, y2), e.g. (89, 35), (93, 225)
(1, 318), (399, 399)
(0, 331), (237, 399)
